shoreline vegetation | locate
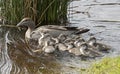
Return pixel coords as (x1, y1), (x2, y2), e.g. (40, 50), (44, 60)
(0, 0), (70, 26)
(80, 56), (120, 74)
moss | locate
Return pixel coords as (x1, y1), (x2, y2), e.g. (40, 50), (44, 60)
(80, 57), (120, 74)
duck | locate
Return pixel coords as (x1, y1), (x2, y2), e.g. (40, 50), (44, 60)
(74, 38), (85, 47)
(68, 42), (89, 56)
(32, 33), (51, 52)
(58, 34), (67, 43)
(88, 36), (111, 51)
(57, 43), (68, 51)
(33, 33), (57, 53)
(17, 17), (90, 42)
(38, 32), (51, 48)
(42, 40), (56, 54)
(65, 42), (74, 49)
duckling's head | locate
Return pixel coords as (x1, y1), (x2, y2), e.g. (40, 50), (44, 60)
(79, 38), (85, 42)
(58, 34), (67, 41)
(43, 33), (52, 41)
(17, 18), (35, 29)
(88, 36), (96, 46)
(75, 38), (85, 47)
(58, 34), (66, 38)
(79, 42), (88, 55)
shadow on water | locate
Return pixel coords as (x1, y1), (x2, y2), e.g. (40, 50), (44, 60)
(0, 27), (62, 74)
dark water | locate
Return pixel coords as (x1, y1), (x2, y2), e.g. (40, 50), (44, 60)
(0, 0), (120, 74)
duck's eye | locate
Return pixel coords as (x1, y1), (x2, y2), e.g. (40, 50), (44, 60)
(24, 19), (29, 22)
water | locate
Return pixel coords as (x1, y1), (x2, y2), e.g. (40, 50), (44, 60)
(0, 0), (120, 74)
(69, 0), (120, 57)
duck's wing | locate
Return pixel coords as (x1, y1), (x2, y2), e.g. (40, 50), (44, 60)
(38, 25), (90, 33)
(31, 25), (90, 38)
(45, 25), (90, 32)
(44, 25), (67, 30)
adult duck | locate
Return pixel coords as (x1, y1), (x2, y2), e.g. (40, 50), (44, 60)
(17, 17), (90, 41)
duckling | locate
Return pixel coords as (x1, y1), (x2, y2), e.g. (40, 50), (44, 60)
(88, 36), (111, 51)
(58, 34), (67, 42)
(17, 18), (90, 42)
(68, 42), (89, 56)
(65, 42), (74, 49)
(33, 33), (52, 53)
(74, 38), (85, 47)
(38, 32), (51, 48)
(42, 40), (55, 54)
(57, 43), (68, 51)
(64, 37), (74, 44)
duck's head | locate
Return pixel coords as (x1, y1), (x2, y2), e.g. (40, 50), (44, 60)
(17, 18), (35, 29)
(79, 42), (88, 55)
(88, 36), (96, 46)
(79, 38), (85, 42)
(58, 34), (66, 38)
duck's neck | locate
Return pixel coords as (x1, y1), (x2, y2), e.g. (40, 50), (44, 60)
(25, 27), (34, 39)
(79, 46), (87, 55)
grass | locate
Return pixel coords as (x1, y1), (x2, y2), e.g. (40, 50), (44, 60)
(80, 57), (120, 74)
(0, 0), (70, 26)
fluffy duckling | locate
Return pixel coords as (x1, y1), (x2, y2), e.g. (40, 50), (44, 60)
(42, 40), (55, 54)
(33, 33), (52, 53)
(65, 42), (74, 49)
(57, 39), (75, 51)
(69, 42), (103, 57)
(58, 34), (67, 43)
(38, 32), (51, 48)
(68, 42), (89, 56)
(88, 36), (110, 51)
(57, 43), (68, 51)
(74, 38), (85, 47)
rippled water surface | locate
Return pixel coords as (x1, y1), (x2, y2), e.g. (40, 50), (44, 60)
(0, 0), (120, 74)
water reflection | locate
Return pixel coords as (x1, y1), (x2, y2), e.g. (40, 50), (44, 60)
(0, 27), (61, 74)
(69, 0), (120, 56)
(0, 31), (12, 74)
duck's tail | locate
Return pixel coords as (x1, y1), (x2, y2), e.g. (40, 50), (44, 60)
(75, 28), (90, 34)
